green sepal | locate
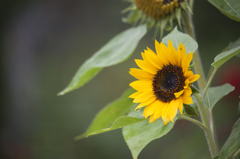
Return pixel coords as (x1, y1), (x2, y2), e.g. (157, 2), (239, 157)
(190, 85), (200, 94)
(183, 104), (199, 117)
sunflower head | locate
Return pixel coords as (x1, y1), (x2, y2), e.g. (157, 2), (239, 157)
(129, 40), (200, 125)
(123, 0), (189, 36)
(134, 0), (182, 19)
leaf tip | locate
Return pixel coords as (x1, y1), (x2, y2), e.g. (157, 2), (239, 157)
(74, 134), (85, 141)
(57, 87), (72, 96)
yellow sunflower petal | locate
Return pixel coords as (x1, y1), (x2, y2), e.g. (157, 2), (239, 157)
(142, 47), (163, 69)
(182, 95), (193, 105)
(129, 68), (153, 80)
(184, 71), (200, 83)
(163, 118), (170, 125)
(133, 91), (155, 103)
(188, 74), (200, 83)
(182, 87), (193, 105)
(129, 80), (152, 92)
(129, 91), (141, 98)
(161, 106), (170, 124)
(135, 59), (158, 74)
(183, 86), (192, 96)
(177, 43), (186, 64)
(155, 40), (169, 65)
(184, 79), (190, 89)
(168, 40), (178, 65)
(167, 99), (181, 122)
(142, 100), (159, 118)
(174, 90), (184, 98)
(135, 96), (156, 109)
(182, 52), (193, 73)
(152, 101), (166, 119)
(178, 101), (183, 114)
(184, 70), (193, 78)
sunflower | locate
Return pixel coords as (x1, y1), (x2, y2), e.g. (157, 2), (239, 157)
(134, 0), (183, 19)
(129, 40), (200, 125)
(123, 0), (189, 37)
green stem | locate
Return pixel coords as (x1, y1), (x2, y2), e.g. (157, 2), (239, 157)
(182, 4), (206, 89)
(182, 1), (219, 158)
(233, 148), (240, 157)
(195, 94), (218, 158)
(178, 115), (207, 130)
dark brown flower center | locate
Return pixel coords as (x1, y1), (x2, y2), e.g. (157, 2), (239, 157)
(153, 64), (185, 103)
(134, 0), (184, 19)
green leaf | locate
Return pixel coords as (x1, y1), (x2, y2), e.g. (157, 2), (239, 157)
(228, 38), (240, 50)
(219, 118), (240, 159)
(75, 88), (141, 140)
(227, 38), (240, 57)
(59, 25), (147, 95)
(122, 119), (175, 159)
(211, 45), (240, 69)
(204, 83), (235, 110)
(162, 27), (198, 54)
(84, 116), (144, 137)
(208, 0), (240, 22)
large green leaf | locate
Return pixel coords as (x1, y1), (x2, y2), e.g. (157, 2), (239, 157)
(219, 118), (240, 159)
(212, 45), (240, 69)
(122, 119), (175, 159)
(59, 25), (147, 95)
(75, 89), (142, 140)
(208, 0), (240, 22)
(162, 27), (198, 54)
(204, 84), (235, 110)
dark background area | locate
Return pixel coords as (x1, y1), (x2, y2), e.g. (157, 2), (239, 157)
(1, 0), (240, 159)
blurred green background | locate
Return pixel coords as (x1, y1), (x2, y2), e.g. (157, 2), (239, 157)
(1, 0), (240, 159)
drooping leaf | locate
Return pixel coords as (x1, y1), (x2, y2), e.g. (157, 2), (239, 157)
(59, 25), (147, 95)
(122, 119), (175, 159)
(204, 83), (235, 110)
(219, 118), (240, 159)
(211, 45), (240, 69)
(208, 0), (240, 22)
(75, 88), (139, 140)
(162, 27), (198, 54)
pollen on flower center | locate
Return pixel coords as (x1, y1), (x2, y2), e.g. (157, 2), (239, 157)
(153, 64), (185, 103)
